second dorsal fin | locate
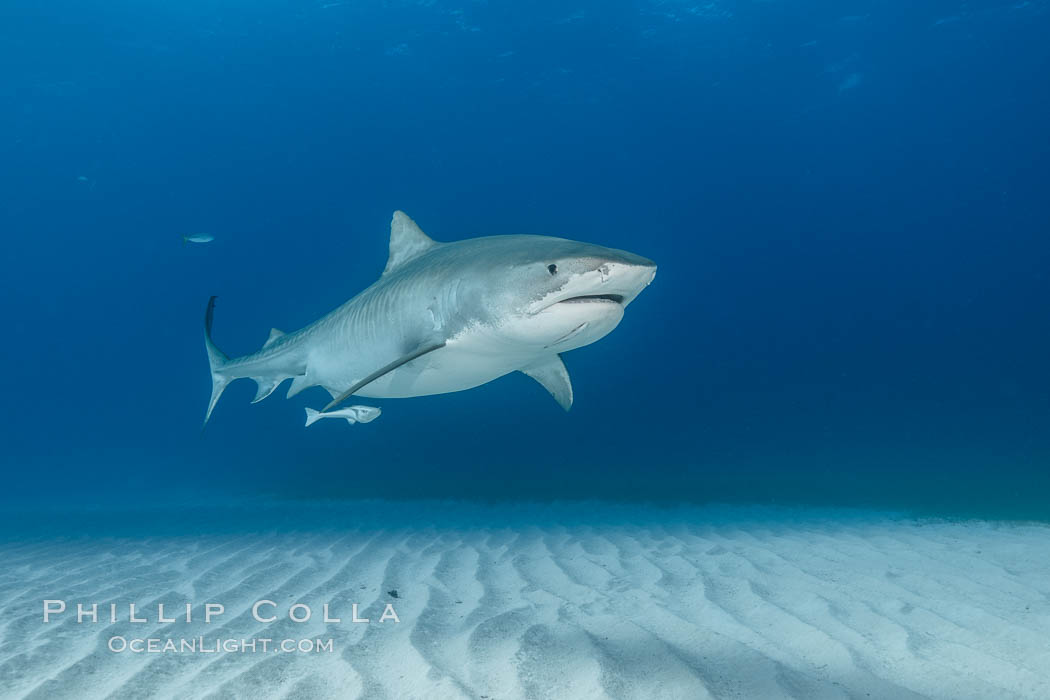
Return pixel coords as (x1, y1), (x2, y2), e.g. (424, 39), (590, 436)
(263, 328), (285, 347)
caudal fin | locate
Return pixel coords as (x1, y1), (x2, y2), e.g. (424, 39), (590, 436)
(304, 407), (322, 427)
(204, 296), (231, 426)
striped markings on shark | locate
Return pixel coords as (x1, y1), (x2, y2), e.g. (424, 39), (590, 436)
(203, 211), (656, 428)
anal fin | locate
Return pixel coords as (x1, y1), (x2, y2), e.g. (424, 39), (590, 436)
(251, 377), (285, 403)
(287, 374), (312, 399)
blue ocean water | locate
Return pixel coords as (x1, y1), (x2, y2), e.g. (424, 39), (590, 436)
(2, 0), (1049, 519)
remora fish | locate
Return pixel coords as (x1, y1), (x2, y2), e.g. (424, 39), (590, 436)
(203, 211), (656, 424)
(304, 406), (381, 427)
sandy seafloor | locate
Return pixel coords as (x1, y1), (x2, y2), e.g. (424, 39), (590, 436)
(0, 500), (1048, 700)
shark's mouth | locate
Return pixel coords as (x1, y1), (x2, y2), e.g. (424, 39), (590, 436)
(558, 294), (625, 305)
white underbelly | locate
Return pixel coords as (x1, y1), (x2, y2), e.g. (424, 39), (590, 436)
(355, 334), (535, 399)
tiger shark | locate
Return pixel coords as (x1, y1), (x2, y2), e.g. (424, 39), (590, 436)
(203, 211), (656, 425)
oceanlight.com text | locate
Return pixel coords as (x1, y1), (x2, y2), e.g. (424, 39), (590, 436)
(107, 636), (335, 654)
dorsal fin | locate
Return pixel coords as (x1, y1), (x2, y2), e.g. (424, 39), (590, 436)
(383, 211), (437, 275)
(263, 328), (285, 347)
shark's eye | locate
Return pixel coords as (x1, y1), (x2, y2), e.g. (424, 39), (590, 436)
(547, 264), (558, 275)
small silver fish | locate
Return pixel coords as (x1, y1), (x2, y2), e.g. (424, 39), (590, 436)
(304, 406), (381, 427)
(183, 234), (215, 244)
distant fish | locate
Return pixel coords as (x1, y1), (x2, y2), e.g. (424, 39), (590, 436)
(183, 234), (214, 245)
(304, 406), (382, 427)
(838, 72), (863, 93)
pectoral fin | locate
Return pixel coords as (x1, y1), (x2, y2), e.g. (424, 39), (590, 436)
(323, 340), (447, 411)
(521, 355), (573, 411)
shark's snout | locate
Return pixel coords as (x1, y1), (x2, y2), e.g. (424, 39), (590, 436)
(605, 256), (656, 293)
(569, 256), (656, 308)
(529, 250), (656, 315)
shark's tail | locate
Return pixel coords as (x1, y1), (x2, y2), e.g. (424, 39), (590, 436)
(202, 296), (304, 427)
(304, 407), (323, 427)
(204, 296), (232, 426)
